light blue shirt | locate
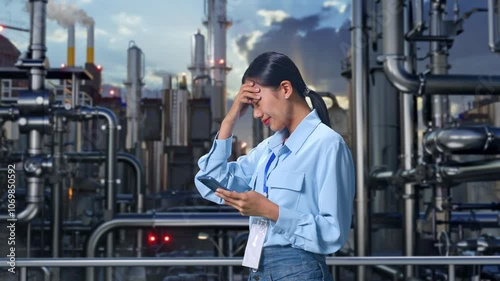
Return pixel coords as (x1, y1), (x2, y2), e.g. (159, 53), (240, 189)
(195, 110), (355, 255)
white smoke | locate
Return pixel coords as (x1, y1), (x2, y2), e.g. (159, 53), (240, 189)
(25, 0), (94, 27)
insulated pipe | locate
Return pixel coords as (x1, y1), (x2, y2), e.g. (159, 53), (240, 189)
(85, 213), (249, 281)
(382, 0), (500, 95)
(424, 126), (500, 154)
(352, 0), (369, 280)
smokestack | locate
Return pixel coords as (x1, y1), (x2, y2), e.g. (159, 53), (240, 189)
(67, 24), (75, 66)
(86, 24), (94, 64)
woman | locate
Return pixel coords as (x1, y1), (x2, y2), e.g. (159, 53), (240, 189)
(195, 51), (355, 281)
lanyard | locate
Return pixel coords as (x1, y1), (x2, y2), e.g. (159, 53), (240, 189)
(263, 153), (276, 194)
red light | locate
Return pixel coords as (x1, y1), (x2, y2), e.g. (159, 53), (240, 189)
(148, 234), (157, 243)
(0, 25), (4, 32)
(110, 90), (115, 95)
(61, 63), (65, 68)
(97, 65), (102, 71)
(163, 235), (171, 242)
(218, 59), (225, 65)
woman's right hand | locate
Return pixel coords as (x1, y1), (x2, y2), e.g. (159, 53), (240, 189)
(218, 81), (261, 140)
(225, 80), (261, 124)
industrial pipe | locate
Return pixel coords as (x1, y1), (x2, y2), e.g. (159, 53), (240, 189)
(424, 126), (500, 154)
(66, 151), (145, 257)
(14, 0), (49, 225)
(372, 157), (500, 186)
(85, 213), (249, 281)
(383, 0), (500, 95)
(2, 255), (500, 268)
(65, 152), (144, 212)
(402, 3), (417, 277)
(440, 158), (500, 183)
(54, 106), (118, 279)
(352, 0), (369, 280)
(488, 0), (500, 52)
(0, 107), (20, 120)
(51, 116), (64, 260)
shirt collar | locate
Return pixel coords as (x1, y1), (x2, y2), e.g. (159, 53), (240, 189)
(266, 109), (322, 155)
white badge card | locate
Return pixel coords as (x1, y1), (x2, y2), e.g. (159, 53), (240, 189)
(242, 218), (269, 270)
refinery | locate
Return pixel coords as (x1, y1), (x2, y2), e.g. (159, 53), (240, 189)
(0, 0), (500, 281)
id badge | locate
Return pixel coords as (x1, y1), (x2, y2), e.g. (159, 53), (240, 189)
(242, 218), (269, 270)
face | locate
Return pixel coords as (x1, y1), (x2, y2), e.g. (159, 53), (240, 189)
(248, 80), (288, 132)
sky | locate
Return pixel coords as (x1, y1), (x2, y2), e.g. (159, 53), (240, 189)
(0, 0), (351, 101)
(0, 0), (352, 146)
(1, 0), (500, 146)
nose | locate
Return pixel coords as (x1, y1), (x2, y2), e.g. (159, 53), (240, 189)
(253, 108), (262, 119)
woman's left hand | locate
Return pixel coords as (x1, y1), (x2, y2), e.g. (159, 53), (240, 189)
(215, 189), (278, 221)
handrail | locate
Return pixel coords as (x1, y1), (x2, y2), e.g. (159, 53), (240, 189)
(1, 256), (499, 267)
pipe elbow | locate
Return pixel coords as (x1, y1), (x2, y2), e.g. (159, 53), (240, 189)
(94, 107), (118, 129)
(16, 203), (41, 223)
(383, 56), (420, 93)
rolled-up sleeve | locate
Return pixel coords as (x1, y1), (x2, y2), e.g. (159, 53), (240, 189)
(270, 142), (355, 254)
(195, 134), (267, 204)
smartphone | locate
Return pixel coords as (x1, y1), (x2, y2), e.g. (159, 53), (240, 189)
(197, 176), (229, 192)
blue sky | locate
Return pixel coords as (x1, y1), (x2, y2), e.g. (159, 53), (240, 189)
(0, 0), (351, 103)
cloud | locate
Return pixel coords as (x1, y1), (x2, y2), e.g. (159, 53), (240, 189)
(323, 0), (348, 13)
(47, 28), (67, 43)
(112, 12), (143, 26)
(111, 12), (145, 36)
(256, 10), (289, 26)
(235, 11), (351, 96)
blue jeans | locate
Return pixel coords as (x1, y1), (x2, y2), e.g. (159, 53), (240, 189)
(248, 246), (333, 281)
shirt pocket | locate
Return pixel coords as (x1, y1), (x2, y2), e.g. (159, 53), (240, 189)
(266, 171), (304, 211)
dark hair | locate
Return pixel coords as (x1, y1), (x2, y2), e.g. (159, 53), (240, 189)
(242, 51), (331, 127)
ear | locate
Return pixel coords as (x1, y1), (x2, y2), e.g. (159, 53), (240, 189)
(280, 80), (293, 99)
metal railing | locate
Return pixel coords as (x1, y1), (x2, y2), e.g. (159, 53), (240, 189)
(1, 256), (499, 281)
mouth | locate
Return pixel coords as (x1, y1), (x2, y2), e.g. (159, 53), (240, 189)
(262, 118), (270, 126)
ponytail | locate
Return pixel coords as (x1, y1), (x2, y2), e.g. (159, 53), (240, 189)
(303, 88), (331, 128)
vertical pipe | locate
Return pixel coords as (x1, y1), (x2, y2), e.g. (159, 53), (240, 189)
(20, 267), (28, 281)
(86, 24), (94, 64)
(227, 235), (233, 281)
(448, 264), (455, 280)
(429, 0), (450, 241)
(103, 112), (117, 281)
(368, 0), (400, 258)
(67, 24), (75, 67)
(51, 117), (64, 258)
(71, 74), (80, 106)
(72, 74), (82, 152)
(403, 1), (417, 277)
(352, 0), (369, 280)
